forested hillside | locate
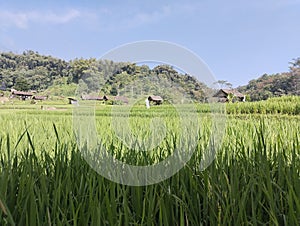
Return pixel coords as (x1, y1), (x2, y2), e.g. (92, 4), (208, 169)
(238, 58), (300, 101)
(0, 50), (69, 91)
(0, 51), (299, 101)
(0, 51), (208, 101)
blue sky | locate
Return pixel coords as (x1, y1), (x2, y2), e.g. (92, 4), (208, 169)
(0, 0), (299, 87)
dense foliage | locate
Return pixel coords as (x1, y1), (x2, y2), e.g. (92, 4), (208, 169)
(0, 51), (208, 101)
(0, 51), (69, 91)
(0, 51), (299, 101)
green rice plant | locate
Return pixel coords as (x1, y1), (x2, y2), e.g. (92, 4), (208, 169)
(0, 104), (299, 225)
(224, 95), (300, 115)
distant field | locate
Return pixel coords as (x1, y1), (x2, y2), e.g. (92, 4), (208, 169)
(0, 98), (300, 225)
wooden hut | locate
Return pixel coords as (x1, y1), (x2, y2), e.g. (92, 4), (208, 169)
(11, 90), (33, 100)
(81, 95), (104, 101)
(33, 96), (47, 101)
(213, 89), (245, 102)
(148, 95), (163, 105)
(68, 97), (78, 105)
(102, 95), (109, 101)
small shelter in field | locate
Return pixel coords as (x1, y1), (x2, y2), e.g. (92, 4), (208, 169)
(68, 97), (78, 105)
(114, 96), (129, 104)
(33, 95), (47, 101)
(148, 95), (163, 105)
(81, 95), (104, 101)
(213, 89), (245, 102)
(11, 90), (33, 100)
(102, 95), (110, 101)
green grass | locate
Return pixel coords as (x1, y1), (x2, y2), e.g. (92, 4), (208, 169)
(225, 95), (300, 115)
(0, 100), (299, 225)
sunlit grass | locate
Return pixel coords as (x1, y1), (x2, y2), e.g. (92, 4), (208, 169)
(0, 102), (299, 225)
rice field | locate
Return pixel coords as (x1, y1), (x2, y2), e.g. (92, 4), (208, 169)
(0, 100), (300, 225)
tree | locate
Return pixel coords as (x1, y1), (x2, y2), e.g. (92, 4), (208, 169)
(69, 58), (94, 84)
(289, 58), (300, 70)
(0, 50), (213, 100)
(110, 85), (118, 96)
(214, 80), (232, 89)
(14, 76), (30, 91)
(225, 82), (233, 89)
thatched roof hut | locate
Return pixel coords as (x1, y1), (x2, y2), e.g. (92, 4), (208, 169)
(11, 90), (33, 100)
(68, 97), (78, 105)
(148, 95), (163, 105)
(81, 95), (104, 101)
(213, 89), (245, 102)
(33, 96), (47, 101)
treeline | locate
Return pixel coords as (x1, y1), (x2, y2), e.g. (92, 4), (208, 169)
(0, 51), (208, 102)
(1, 50), (299, 102)
(0, 50), (126, 91)
(0, 50), (69, 91)
(238, 58), (300, 101)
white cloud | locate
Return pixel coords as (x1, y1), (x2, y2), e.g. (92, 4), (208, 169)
(101, 2), (200, 32)
(0, 2), (203, 32)
(122, 6), (171, 29)
(40, 9), (81, 24)
(0, 9), (81, 29)
(0, 11), (29, 29)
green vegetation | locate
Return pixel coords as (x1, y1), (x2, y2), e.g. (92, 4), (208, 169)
(225, 96), (300, 115)
(1, 51), (299, 102)
(0, 51), (208, 101)
(238, 58), (300, 100)
(0, 50), (299, 224)
(0, 97), (299, 225)
(0, 50), (69, 91)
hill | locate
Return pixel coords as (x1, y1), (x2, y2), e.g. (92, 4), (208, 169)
(0, 51), (209, 102)
(1, 51), (299, 102)
(237, 58), (300, 101)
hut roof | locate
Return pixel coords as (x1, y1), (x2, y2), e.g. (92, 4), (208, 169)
(67, 97), (77, 101)
(33, 96), (47, 100)
(103, 95), (109, 100)
(81, 95), (103, 101)
(148, 95), (163, 101)
(213, 89), (244, 98)
(12, 90), (33, 96)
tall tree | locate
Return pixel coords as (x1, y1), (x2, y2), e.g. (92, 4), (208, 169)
(14, 76), (30, 91)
